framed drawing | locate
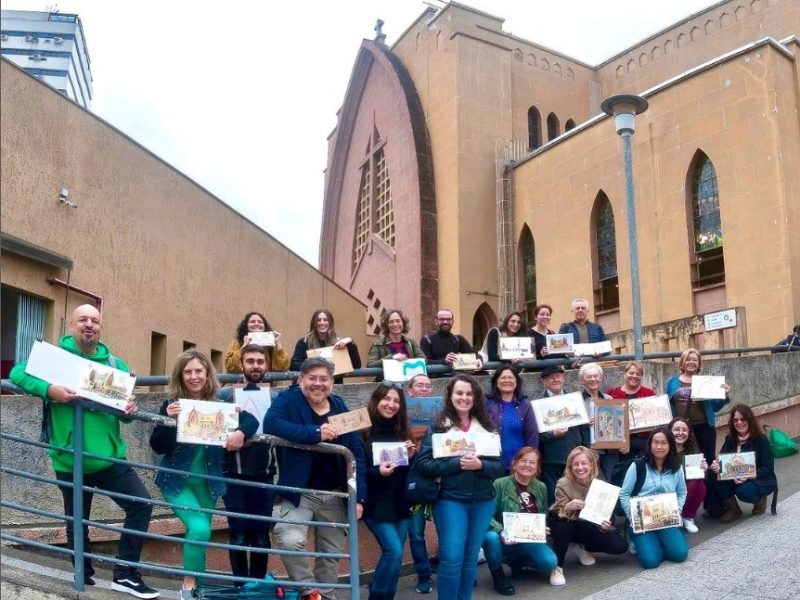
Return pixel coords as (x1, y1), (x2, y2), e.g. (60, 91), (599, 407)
(690, 375), (726, 400)
(531, 392), (590, 433)
(305, 345), (354, 376)
(684, 453), (706, 480)
(371, 442), (409, 467)
(407, 397), (443, 427)
(177, 399), (239, 446)
(579, 479), (621, 526)
(545, 333), (574, 355)
(383, 358), (427, 382)
(628, 394), (672, 432)
(248, 331), (275, 347)
(498, 337), (534, 360)
(431, 431), (501, 458)
(452, 353), (480, 371)
(327, 406), (372, 435)
(717, 452), (757, 481)
(629, 492), (682, 533)
(502, 512), (547, 543)
(591, 399), (629, 450)
(573, 340), (612, 356)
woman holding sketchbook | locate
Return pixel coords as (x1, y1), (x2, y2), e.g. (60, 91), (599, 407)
(669, 417), (707, 533)
(290, 308), (362, 380)
(709, 404), (777, 523)
(150, 350), (258, 598)
(665, 348), (729, 517)
(548, 446), (627, 585)
(416, 374), (505, 600)
(482, 447), (557, 596)
(224, 311), (290, 374)
(366, 308), (426, 366)
(361, 382), (415, 600)
(619, 427), (688, 569)
(607, 360), (657, 458)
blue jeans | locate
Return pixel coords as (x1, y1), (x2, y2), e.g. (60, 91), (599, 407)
(630, 526), (688, 569)
(365, 518), (410, 597)
(434, 499), (495, 600)
(718, 479), (775, 504)
(408, 508), (432, 578)
(482, 530), (557, 573)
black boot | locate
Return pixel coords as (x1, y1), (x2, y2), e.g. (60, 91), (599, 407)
(490, 567), (516, 596)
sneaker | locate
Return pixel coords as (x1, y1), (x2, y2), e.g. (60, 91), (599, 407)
(416, 577), (433, 594)
(111, 573), (160, 599)
(683, 518), (699, 533)
(85, 575), (96, 586)
(477, 548), (486, 564)
(628, 542), (637, 555)
(572, 543), (596, 566)
(549, 566), (565, 586)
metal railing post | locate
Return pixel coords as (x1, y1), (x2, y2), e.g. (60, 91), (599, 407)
(72, 401), (85, 591)
(347, 459), (360, 600)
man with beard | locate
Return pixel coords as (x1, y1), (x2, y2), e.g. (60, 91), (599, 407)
(10, 304), (158, 598)
(264, 357), (367, 600)
(217, 344), (275, 586)
(420, 308), (483, 373)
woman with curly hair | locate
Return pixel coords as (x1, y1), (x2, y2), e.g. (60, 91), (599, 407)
(366, 308), (425, 366)
(224, 311), (289, 374)
(415, 375), (505, 600)
(483, 311), (528, 364)
(484, 365), (538, 471)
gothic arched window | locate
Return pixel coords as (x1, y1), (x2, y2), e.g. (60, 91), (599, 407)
(592, 192), (619, 311)
(528, 106), (541, 150)
(688, 152), (725, 286)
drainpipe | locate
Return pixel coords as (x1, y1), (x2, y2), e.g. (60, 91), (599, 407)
(46, 277), (103, 313)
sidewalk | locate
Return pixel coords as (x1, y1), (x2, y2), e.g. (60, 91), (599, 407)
(391, 449), (800, 600)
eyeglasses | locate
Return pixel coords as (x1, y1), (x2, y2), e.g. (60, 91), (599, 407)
(516, 459), (538, 466)
(732, 418), (747, 424)
(382, 380), (403, 391)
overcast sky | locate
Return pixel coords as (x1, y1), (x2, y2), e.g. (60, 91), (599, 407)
(8, 0), (717, 266)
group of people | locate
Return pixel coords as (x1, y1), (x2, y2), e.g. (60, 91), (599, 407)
(8, 303), (780, 600)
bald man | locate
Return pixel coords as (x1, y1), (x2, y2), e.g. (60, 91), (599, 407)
(11, 305), (159, 598)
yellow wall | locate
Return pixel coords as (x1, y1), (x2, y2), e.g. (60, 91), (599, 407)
(0, 60), (368, 375)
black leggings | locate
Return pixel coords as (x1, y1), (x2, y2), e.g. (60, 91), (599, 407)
(693, 422), (723, 513)
(548, 518), (628, 567)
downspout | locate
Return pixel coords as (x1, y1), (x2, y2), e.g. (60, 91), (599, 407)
(47, 277), (103, 313)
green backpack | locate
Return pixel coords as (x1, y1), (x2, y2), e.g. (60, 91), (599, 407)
(766, 426), (799, 458)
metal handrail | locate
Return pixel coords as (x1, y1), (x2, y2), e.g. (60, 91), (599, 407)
(2, 345), (792, 394)
(0, 400), (362, 598)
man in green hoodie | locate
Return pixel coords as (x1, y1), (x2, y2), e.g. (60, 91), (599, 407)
(10, 304), (159, 599)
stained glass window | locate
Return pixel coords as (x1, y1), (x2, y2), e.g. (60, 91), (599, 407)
(520, 227), (536, 322)
(528, 107), (541, 150)
(596, 197), (617, 281)
(692, 157), (722, 252)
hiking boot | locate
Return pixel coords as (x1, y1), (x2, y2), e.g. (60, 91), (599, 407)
(752, 495), (768, 515)
(490, 567), (516, 596)
(720, 497), (742, 524)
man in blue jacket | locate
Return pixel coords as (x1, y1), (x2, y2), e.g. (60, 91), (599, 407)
(264, 357), (366, 600)
(558, 298), (608, 344)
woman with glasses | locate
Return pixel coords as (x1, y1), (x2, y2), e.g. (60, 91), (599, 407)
(484, 365), (538, 471)
(367, 308), (425, 366)
(666, 348), (729, 517)
(416, 374), (505, 600)
(709, 404), (777, 523)
(482, 447), (557, 596)
(548, 446), (627, 585)
(619, 428), (688, 569)
(361, 381), (415, 600)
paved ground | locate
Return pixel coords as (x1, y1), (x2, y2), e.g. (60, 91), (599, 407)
(3, 450), (799, 599)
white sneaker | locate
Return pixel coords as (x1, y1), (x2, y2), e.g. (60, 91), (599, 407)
(477, 548), (486, 564)
(683, 518), (699, 533)
(628, 542), (637, 555)
(572, 543), (596, 566)
(549, 566), (565, 586)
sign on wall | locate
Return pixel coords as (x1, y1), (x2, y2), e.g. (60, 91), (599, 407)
(704, 308), (737, 332)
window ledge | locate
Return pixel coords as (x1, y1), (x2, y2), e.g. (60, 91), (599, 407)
(596, 307), (620, 317)
(692, 281), (726, 292)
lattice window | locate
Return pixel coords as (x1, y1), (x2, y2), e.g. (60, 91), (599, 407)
(352, 166), (371, 268)
(374, 149), (395, 246)
(689, 154), (725, 286)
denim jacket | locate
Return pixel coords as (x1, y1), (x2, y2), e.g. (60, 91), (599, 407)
(149, 398), (251, 500)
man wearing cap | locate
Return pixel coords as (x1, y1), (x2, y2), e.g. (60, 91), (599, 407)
(537, 365), (590, 504)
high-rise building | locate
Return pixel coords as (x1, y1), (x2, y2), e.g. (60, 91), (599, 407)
(0, 9), (93, 108)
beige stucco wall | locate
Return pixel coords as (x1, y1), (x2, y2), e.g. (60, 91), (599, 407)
(0, 60), (368, 375)
(513, 41), (799, 346)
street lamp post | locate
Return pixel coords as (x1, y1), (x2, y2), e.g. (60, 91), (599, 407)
(601, 94), (649, 360)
